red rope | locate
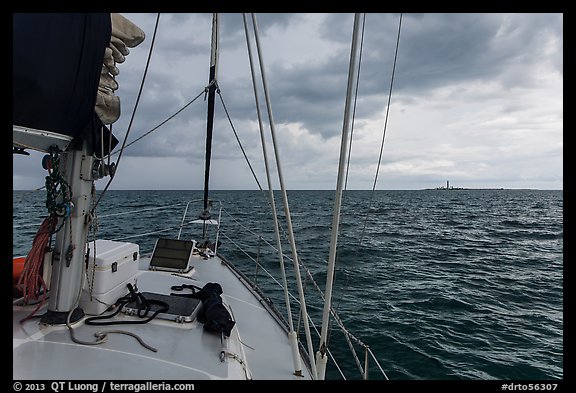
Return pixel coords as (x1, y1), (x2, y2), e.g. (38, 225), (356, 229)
(17, 215), (57, 322)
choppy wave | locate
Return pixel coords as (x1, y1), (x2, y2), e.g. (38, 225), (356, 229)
(13, 189), (563, 380)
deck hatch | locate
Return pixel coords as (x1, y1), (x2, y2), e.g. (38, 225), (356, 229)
(122, 292), (201, 323)
(149, 238), (195, 273)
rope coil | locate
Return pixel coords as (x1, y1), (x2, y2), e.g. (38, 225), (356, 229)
(17, 216), (57, 322)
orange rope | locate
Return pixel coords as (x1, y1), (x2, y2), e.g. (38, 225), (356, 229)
(17, 215), (57, 322)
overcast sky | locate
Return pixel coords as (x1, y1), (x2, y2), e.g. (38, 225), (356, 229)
(13, 13), (563, 190)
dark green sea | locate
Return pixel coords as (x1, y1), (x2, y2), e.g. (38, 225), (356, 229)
(12, 189), (563, 380)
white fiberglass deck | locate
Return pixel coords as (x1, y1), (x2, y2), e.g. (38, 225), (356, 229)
(13, 250), (312, 380)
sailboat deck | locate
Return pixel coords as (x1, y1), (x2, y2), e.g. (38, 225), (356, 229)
(13, 252), (312, 380)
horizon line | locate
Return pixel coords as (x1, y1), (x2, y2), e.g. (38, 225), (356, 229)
(13, 188), (562, 192)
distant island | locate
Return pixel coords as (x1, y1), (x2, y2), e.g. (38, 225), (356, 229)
(427, 181), (504, 191)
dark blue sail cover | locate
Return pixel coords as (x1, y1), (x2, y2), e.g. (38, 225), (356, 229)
(13, 13), (117, 154)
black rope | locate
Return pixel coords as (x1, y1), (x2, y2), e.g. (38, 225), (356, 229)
(91, 13), (161, 215)
(359, 13), (403, 244)
(84, 284), (169, 326)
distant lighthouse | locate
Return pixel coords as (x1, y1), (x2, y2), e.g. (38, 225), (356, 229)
(447, 180), (449, 189)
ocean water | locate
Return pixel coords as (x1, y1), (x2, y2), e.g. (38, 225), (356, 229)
(12, 189), (563, 380)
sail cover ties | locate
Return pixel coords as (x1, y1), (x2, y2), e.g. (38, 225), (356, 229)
(95, 14), (145, 125)
(13, 13), (144, 153)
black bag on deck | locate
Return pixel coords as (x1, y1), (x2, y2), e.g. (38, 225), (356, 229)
(194, 282), (236, 337)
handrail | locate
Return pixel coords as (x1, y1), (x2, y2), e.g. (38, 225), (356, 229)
(177, 201), (192, 240)
(100, 203), (185, 218)
(111, 227), (176, 241)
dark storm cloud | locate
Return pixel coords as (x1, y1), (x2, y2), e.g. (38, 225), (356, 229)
(13, 13), (562, 190)
(383, 13), (561, 93)
(120, 12), (562, 188)
(250, 13), (563, 141)
(108, 13), (307, 159)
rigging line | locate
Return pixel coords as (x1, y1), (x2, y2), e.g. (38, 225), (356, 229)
(222, 205), (387, 377)
(328, 12), (366, 350)
(222, 208), (346, 317)
(368, 347), (389, 380)
(217, 87), (286, 247)
(108, 122), (113, 167)
(242, 11), (298, 350)
(222, 219), (381, 377)
(223, 207), (333, 305)
(222, 206), (362, 323)
(297, 254), (371, 348)
(222, 198), (293, 270)
(217, 91), (264, 191)
(109, 88), (206, 157)
(110, 226), (176, 241)
(91, 12), (161, 214)
(344, 12), (366, 192)
(98, 202), (185, 218)
(12, 185), (47, 205)
(230, 212), (371, 376)
(317, 13), (363, 381)
(219, 232), (347, 380)
(250, 12), (317, 379)
(359, 12), (402, 244)
(14, 222), (51, 229)
(220, 232), (286, 290)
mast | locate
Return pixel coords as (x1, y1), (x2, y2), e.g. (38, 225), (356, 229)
(316, 13), (363, 380)
(11, 13), (113, 325)
(13, 13), (144, 325)
(201, 13), (219, 231)
(42, 141), (96, 324)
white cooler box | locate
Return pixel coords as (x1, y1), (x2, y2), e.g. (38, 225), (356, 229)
(80, 239), (140, 315)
